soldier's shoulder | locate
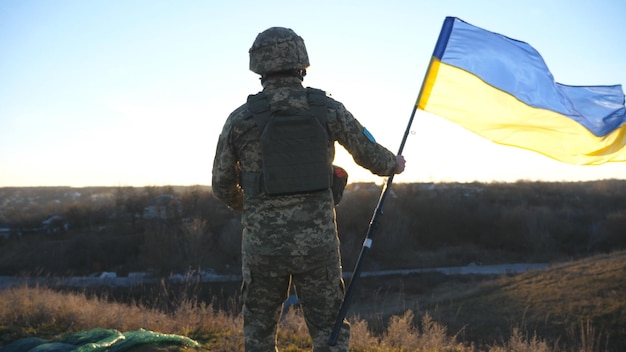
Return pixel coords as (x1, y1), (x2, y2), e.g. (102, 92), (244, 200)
(221, 102), (254, 129)
(228, 102), (252, 121)
(306, 87), (345, 111)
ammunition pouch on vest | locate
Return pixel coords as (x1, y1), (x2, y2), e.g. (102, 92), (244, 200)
(241, 88), (338, 198)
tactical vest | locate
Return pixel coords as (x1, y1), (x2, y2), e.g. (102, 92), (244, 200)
(243, 88), (333, 196)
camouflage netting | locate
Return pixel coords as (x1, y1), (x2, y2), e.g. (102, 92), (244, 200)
(1, 328), (200, 352)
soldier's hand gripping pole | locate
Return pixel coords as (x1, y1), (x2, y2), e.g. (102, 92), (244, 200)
(328, 104), (418, 346)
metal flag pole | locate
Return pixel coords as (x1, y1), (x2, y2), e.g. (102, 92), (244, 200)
(326, 107), (415, 346)
(328, 54), (439, 346)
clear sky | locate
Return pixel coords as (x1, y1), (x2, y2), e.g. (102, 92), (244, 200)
(1, 0), (625, 187)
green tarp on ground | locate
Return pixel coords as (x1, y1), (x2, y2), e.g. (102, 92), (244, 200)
(1, 328), (200, 352)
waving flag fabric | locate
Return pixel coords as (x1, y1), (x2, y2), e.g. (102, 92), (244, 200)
(417, 17), (626, 165)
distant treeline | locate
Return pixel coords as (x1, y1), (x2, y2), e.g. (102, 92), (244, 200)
(1, 180), (624, 276)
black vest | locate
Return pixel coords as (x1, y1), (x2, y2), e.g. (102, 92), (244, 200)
(244, 88), (332, 196)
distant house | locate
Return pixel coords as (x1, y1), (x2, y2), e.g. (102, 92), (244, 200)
(42, 215), (69, 233)
(143, 194), (182, 220)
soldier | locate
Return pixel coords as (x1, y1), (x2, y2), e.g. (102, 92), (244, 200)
(212, 27), (405, 352)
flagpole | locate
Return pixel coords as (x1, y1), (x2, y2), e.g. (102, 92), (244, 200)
(327, 54), (439, 346)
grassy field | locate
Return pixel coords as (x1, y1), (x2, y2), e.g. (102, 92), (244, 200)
(0, 251), (624, 351)
(353, 250), (626, 351)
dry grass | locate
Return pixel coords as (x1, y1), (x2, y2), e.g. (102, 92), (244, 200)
(0, 284), (244, 350)
(415, 251), (626, 351)
(0, 287), (574, 352)
(0, 284), (472, 351)
(1, 251), (624, 351)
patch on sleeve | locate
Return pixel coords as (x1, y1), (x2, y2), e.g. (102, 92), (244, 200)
(363, 128), (376, 143)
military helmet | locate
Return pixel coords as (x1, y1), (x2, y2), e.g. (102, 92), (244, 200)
(249, 27), (310, 75)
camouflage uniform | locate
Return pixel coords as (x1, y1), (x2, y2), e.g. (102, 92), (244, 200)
(211, 28), (399, 352)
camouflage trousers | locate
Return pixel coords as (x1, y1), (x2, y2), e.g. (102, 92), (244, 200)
(242, 249), (350, 351)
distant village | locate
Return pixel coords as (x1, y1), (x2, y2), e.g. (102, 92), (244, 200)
(0, 187), (187, 239)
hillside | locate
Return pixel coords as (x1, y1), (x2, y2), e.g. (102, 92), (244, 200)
(352, 250), (626, 350)
(1, 182), (625, 349)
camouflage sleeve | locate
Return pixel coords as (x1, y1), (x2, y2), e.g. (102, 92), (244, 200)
(327, 99), (399, 176)
(211, 109), (245, 211)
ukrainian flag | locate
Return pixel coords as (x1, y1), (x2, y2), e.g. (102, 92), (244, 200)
(417, 17), (626, 165)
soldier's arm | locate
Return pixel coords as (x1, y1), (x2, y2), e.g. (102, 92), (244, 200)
(212, 119), (244, 211)
(328, 100), (400, 176)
